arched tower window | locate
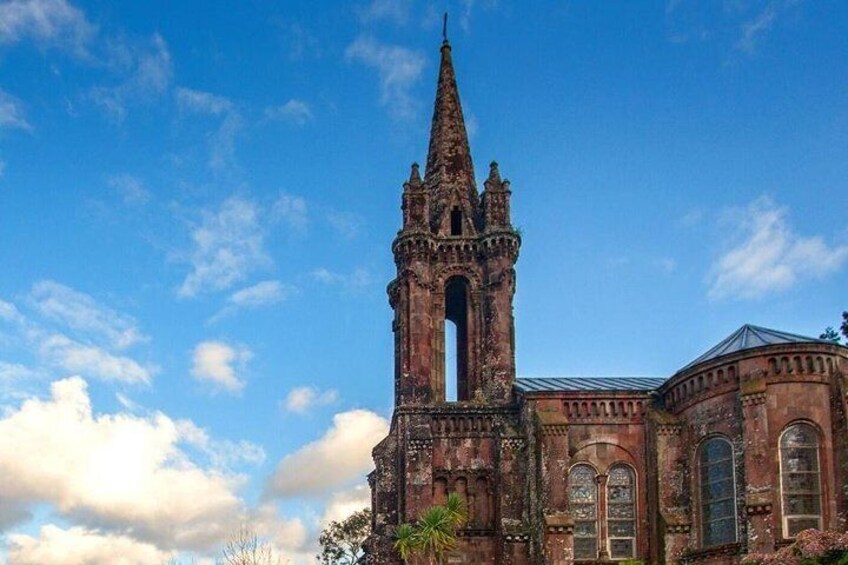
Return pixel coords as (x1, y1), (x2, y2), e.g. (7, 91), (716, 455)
(444, 277), (469, 401)
(569, 464), (598, 560)
(607, 465), (636, 560)
(699, 437), (737, 547)
(780, 423), (822, 537)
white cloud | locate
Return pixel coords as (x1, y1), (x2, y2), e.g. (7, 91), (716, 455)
(91, 33), (173, 123)
(0, 377), (246, 551)
(326, 211), (363, 239)
(0, 88), (32, 131)
(7, 524), (173, 565)
(311, 267), (374, 291)
(229, 280), (290, 308)
(209, 280), (294, 324)
(345, 35), (425, 120)
(176, 419), (266, 469)
(737, 0), (800, 54)
(176, 86), (233, 115)
(265, 99), (313, 125)
(178, 197), (270, 298)
(358, 0), (412, 24)
(283, 386), (339, 414)
(107, 173), (150, 205)
(265, 409), (388, 498)
(0, 0), (95, 55)
(191, 341), (251, 393)
(38, 333), (154, 384)
(28, 279), (148, 350)
(272, 192), (308, 232)
(708, 196), (848, 300)
(321, 485), (371, 527)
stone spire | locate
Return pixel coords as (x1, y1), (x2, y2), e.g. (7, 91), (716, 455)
(424, 33), (480, 234)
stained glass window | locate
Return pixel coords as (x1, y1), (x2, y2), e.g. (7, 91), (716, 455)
(780, 423), (822, 537)
(700, 437), (737, 547)
(569, 464), (597, 560)
(607, 465), (636, 559)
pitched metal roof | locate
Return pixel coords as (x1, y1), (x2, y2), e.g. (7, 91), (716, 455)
(679, 324), (830, 373)
(515, 377), (667, 393)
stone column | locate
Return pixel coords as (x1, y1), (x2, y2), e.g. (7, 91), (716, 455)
(740, 371), (776, 554)
(652, 414), (691, 562)
(538, 412), (570, 565)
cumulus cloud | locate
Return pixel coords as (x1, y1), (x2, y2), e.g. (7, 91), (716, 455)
(345, 35), (425, 120)
(265, 99), (313, 125)
(7, 524), (173, 565)
(28, 280), (148, 350)
(0, 0), (95, 55)
(107, 173), (151, 205)
(321, 485), (371, 527)
(265, 409), (388, 498)
(178, 197), (271, 298)
(708, 196), (848, 300)
(176, 86), (233, 115)
(283, 386), (339, 414)
(191, 340), (251, 393)
(0, 88), (32, 131)
(0, 377), (246, 551)
(90, 33), (173, 123)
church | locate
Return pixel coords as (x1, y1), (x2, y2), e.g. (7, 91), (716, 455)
(364, 35), (848, 565)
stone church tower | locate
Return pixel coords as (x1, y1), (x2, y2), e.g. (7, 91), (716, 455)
(366, 36), (529, 564)
(366, 33), (848, 565)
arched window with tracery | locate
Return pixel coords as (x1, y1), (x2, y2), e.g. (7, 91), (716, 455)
(569, 464), (598, 560)
(607, 465), (636, 559)
(699, 437), (737, 547)
(780, 423), (823, 537)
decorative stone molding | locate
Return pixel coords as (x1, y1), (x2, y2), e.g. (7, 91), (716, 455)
(541, 424), (568, 437)
(656, 423), (682, 436)
(745, 493), (773, 515)
(500, 437), (525, 450)
(503, 533), (530, 543)
(741, 392), (767, 408)
(544, 515), (574, 535)
(407, 438), (433, 452)
(665, 523), (691, 534)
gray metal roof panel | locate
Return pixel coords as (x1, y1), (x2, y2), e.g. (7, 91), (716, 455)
(515, 377), (667, 393)
(678, 324), (830, 373)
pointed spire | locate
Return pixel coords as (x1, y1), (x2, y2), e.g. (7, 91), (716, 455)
(424, 26), (478, 224)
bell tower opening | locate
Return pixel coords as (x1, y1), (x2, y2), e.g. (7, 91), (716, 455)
(450, 207), (463, 236)
(444, 276), (469, 401)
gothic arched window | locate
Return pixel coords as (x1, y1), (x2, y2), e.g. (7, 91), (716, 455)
(780, 423), (823, 537)
(444, 277), (469, 401)
(569, 464), (598, 560)
(607, 465), (636, 559)
(699, 437), (737, 547)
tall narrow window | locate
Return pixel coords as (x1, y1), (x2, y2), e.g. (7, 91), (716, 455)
(450, 206), (463, 235)
(445, 320), (457, 402)
(780, 423), (822, 537)
(607, 465), (636, 560)
(444, 277), (468, 401)
(699, 437), (737, 547)
(569, 464), (598, 560)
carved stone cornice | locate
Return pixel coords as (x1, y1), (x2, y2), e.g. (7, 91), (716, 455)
(656, 423), (682, 436)
(544, 515), (574, 535)
(541, 424), (568, 437)
(741, 392), (767, 408)
(407, 438), (432, 452)
(500, 437), (525, 450)
(665, 523), (691, 534)
(746, 493), (773, 515)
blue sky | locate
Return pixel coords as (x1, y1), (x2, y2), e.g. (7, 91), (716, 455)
(0, 0), (846, 562)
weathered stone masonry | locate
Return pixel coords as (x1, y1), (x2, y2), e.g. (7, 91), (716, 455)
(365, 37), (848, 565)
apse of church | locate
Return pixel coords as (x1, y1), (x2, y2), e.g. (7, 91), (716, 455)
(365, 34), (848, 565)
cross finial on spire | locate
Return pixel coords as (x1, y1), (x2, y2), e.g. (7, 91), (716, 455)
(442, 12), (448, 43)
